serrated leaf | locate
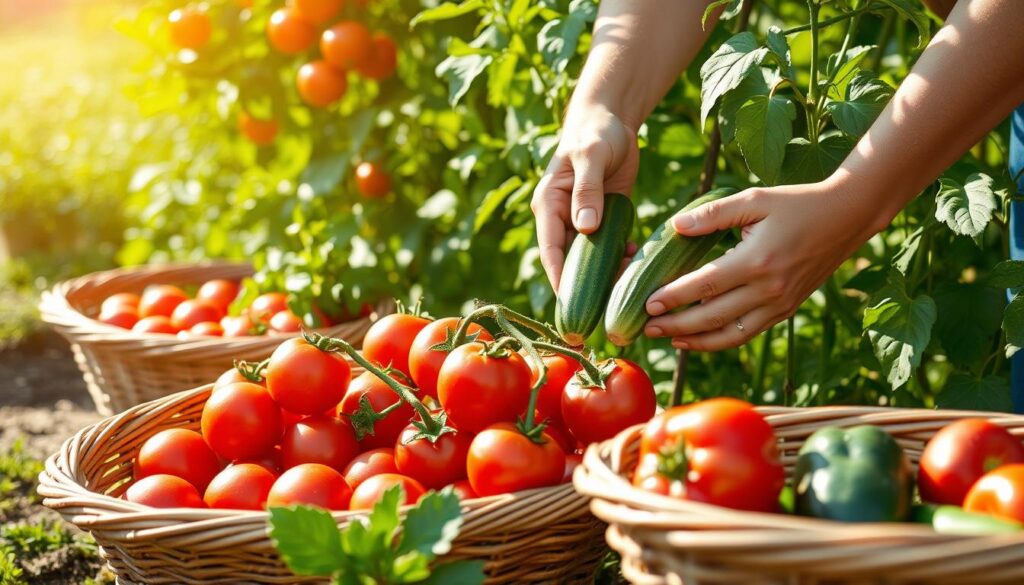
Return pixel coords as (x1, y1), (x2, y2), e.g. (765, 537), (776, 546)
(538, 0), (596, 74)
(986, 260), (1024, 289)
(933, 283), (1003, 366)
(436, 53), (493, 107)
(411, 0), (486, 27)
(268, 506), (346, 576)
(766, 26), (793, 79)
(780, 135), (855, 184)
(891, 226), (923, 275)
(474, 176), (523, 233)
(935, 173), (997, 243)
(937, 374), (1013, 412)
(699, 32), (769, 126)
(1004, 293), (1024, 358)
(719, 68), (768, 144)
(735, 95), (795, 186)
(825, 72), (892, 138)
(863, 273), (937, 389)
(398, 489), (463, 558)
(416, 560), (487, 585)
(825, 45), (875, 100)
(872, 0), (931, 47)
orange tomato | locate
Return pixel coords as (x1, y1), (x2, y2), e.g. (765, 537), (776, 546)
(296, 60), (347, 107)
(356, 33), (397, 80)
(355, 162), (391, 198)
(321, 21), (372, 70)
(168, 6), (212, 50)
(132, 315), (178, 335)
(238, 112), (279, 145)
(964, 464), (1024, 523)
(288, 0), (342, 25)
(266, 8), (316, 55)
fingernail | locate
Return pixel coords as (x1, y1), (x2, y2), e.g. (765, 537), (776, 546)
(673, 340), (690, 349)
(647, 301), (666, 316)
(576, 207), (598, 231)
(645, 325), (663, 337)
(672, 214), (695, 232)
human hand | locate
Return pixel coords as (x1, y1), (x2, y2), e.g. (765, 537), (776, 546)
(642, 175), (894, 350)
(531, 103), (640, 290)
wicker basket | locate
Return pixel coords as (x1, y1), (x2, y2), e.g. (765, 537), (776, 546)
(574, 406), (1024, 585)
(38, 384), (607, 584)
(39, 262), (391, 415)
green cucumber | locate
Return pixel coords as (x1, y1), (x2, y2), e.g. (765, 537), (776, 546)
(912, 504), (1023, 535)
(604, 187), (736, 346)
(555, 193), (635, 346)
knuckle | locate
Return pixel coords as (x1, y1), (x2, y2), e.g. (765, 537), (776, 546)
(700, 200), (723, 222)
(698, 278), (718, 299)
(764, 278), (787, 298)
(750, 253), (774, 274)
(707, 313), (726, 330)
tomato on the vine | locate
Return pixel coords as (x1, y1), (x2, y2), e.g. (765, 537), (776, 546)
(529, 354), (581, 427)
(437, 343), (531, 434)
(168, 6), (211, 51)
(408, 317), (492, 399)
(321, 21), (373, 70)
(338, 370), (414, 450)
(349, 473), (426, 510)
(342, 448), (398, 489)
(362, 312), (431, 377)
(238, 112), (278, 146)
(355, 162), (391, 198)
(132, 315), (178, 334)
(267, 463), (352, 510)
(288, 0), (341, 25)
(269, 310), (303, 333)
(394, 424), (471, 489)
(281, 414), (360, 472)
(356, 33), (397, 80)
(562, 358), (656, 446)
(201, 382), (284, 461)
(139, 285), (188, 318)
(919, 418), (1024, 506)
(266, 8), (316, 55)
(126, 474), (205, 508)
(964, 464), (1024, 523)
(203, 463), (277, 510)
(467, 423), (565, 497)
(171, 299), (224, 332)
(196, 279), (239, 312)
(136, 428), (222, 492)
(296, 60), (347, 108)
(265, 337), (351, 415)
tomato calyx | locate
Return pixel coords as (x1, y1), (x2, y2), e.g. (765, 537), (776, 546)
(404, 410), (458, 444)
(234, 358), (268, 383)
(344, 394), (406, 441)
(394, 298), (433, 321)
(428, 324), (485, 354)
(656, 440), (690, 483)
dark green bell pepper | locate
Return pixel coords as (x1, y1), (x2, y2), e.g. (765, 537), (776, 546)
(794, 425), (913, 522)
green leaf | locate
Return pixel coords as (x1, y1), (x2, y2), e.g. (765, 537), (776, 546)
(872, 0), (931, 47)
(825, 72), (892, 138)
(537, 0), (597, 74)
(933, 283), (1003, 366)
(398, 489), (464, 559)
(719, 69), (768, 144)
(392, 552), (432, 583)
(735, 95), (795, 186)
(301, 152), (350, 195)
(411, 0), (486, 27)
(486, 52), (518, 107)
(934, 173), (997, 243)
(474, 176), (523, 233)
(655, 123), (705, 158)
(268, 506), (346, 577)
(701, 0), (741, 28)
(825, 45), (875, 100)
(891, 226), (923, 275)
(765, 26), (793, 79)
(986, 260), (1024, 289)
(780, 135), (855, 184)
(436, 53), (493, 107)
(1004, 293), (1024, 358)
(863, 272), (937, 389)
(937, 374), (1013, 412)
(699, 32), (769, 126)
(416, 561), (487, 585)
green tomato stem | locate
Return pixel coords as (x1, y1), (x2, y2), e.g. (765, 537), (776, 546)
(782, 4), (872, 36)
(532, 340), (605, 387)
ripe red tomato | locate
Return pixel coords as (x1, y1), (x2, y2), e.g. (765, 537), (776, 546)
(221, 314), (258, 337)
(321, 21), (372, 70)
(269, 310), (303, 333)
(248, 292), (289, 322)
(196, 279), (240, 311)
(437, 343), (532, 434)
(288, 0), (341, 24)
(450, 479), (477, 500)
(281, 415), (360, 472)
(201, 382), (284, 461)
(266, 337), (351, 415)
(171, 299), (224, 332)
(919, 418), (1024, 505)
(529, 354), (582, 428)
(362, 313), (431, 377)
(189, 321), (224, 337)
(355, 162), (391, 198)
(408, 317), (492, 399)
(342, 448), (398, 489)
(539, 419), (574, 455)
(203, 463), (277, 510)
(296, 60), (347, 108)
(136, 428), (222, 492)
(99, 306), (139, 330)
(132, 315), (178, 335)
(101, 292), (140, 314)
(964, 463), (1024, 523)
(338, 371), (414, 450)
(349, 473), (426, 510)
(467, 423), (565, 497)
(562, 358), (656, 446)
(139, 285), (188, 318)
(214, 367), (252, 390)
(562, 453), (583, 484)
(266, 8), (316, 55)
(356, 33), (397, 80)
(394, 424), (471, 489)
(126, 474), (205, 508)
(168, 6), (211, 50)
(238, 445), (283, 474)
(267, 463), (352, 510)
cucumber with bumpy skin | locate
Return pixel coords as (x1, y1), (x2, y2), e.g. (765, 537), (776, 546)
(604, 187), (736, 346)
(555, 193), (635, 346)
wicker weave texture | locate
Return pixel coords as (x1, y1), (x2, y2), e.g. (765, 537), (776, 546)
(38, 385), (607, 584)
(574, 406), (1024, 585)
(38, 262), (390, 415)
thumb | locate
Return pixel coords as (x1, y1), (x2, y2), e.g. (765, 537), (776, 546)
(672, 189), (769, 236)
(570, 146), (611, 234)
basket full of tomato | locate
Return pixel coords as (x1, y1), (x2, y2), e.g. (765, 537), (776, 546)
(38, 261), (391, 414)
(574, 403), (1024, 584)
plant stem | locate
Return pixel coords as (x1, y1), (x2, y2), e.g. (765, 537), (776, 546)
(869, 12), (895, 72)
(450, 304), (563, 348)
(495, 311), (547, 436)
(819, 5), (863, 109)
(751, 326), (773, 400)
(533, 340), (604, 384)
(784, 316), (796, 406)
(782, 4), (872, 35)
(805, 0), (821, 141)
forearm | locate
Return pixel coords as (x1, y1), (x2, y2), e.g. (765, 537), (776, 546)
(836, 0), (1024, 225)
(569, 0), (721, 129)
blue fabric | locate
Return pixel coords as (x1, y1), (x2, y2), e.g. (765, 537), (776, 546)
(1008, 105), (1024, 412)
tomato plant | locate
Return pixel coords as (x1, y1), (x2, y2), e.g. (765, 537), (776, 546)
(338, 370), (415, 449)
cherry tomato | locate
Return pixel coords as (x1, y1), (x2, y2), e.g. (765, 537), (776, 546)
(356, 33), (397, 80)
(562, 358), (656, 446)
(170, 299), (223, 331)
(408, 317), (492, 399)
(288, 0), (341, 24)
(919, 419), (1024, 506)
(269, 310), (303, 333)
(321, 21), (372, 70)
(221, 314), (258, 337)
(964, 463), (1024, 523)
(214, 367), (253, 390)
(394, 424), (471, 489)
(450, 479), (477, 500)
(168, 6), (211, 50)
(126, 474), (205, 508)
(139, 285), (188, 318)
(355, 162), (391, 198)
(189, 321), (224, 337)
(238, 445), (283, 474)
(132, 315), (178, 335)
(201, 382), (284, 461)
(248, 292), (290, 323)
(467, 423), (565, 497)
(267, 463), (352, 510)
(562, 453), (583, 484)
(101, 293), (140, 314)
(539, 419), (574, 455)
(135, 428), (221, 492)
(196, 279), (240, 312)
(437, 343), (531, 434)
(266, 337), (351, 415)
(266, 8), (315, 55)
(281, 415), (360, 472)
(99, 306), (139, 330)
(350, 473), (426, 510)
(529, 354), (581, 428)
(342, 448), (398, 489)
(203, 463), (277, 510)
(362, 313), (431, 377)
(296, 60), (347, 108)
(339, 371), (415, 450)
